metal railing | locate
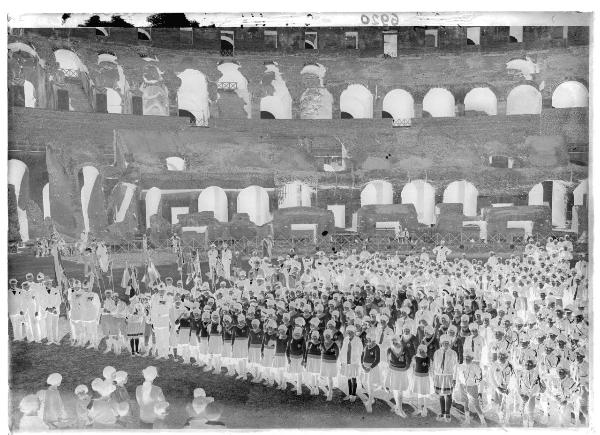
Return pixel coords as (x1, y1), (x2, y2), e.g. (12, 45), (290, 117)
(56, 231), (586, 261)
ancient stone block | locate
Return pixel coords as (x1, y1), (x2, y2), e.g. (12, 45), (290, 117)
(272, 206), (335, 238)
(356, 204), (420, 235)
(483, 205), (552, 235)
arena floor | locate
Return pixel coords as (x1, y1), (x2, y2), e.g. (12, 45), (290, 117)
(7, 253), (534, 429)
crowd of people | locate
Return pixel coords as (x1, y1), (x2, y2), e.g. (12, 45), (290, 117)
(17, 366), (224, 430)
(9, 235), (589, 427)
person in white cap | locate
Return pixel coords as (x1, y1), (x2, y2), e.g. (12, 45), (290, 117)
(490, 347), (515, 425)
(80, 281), (101, 349)
(386, 334), (411, 417)
(361, 330), (382, 413)
(433, 334), (458, 423)
(43, 373), (68, 428)
(8, 278), (26, 341)
(208, 244), (219, 279)
(21, 281), (40, 342)
(455, 350), (486, 426)
(517, 349), (544, 427)
(340, 324), (363, 402)
(221, 243), (232, 280)
(18, 394), (49, 431)
(136, 366), (166, 428)
(41, 279), (62, 344)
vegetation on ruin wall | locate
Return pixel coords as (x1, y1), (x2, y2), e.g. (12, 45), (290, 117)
(8, 185), (21, 243)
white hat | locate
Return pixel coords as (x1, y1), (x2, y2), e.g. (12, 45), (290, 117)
(47, 373), (62, 386)
(102, 366), (116, 381)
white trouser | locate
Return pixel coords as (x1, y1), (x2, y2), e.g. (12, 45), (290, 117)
(155, 327), (170, 357)
(9, 314), (26, 340)
(38, 311), (48, 339)
(82, 320), (98, 345)
(27, 314), (41, 341)
(45, 313), (59, 342)
(222, 261), (231, 279)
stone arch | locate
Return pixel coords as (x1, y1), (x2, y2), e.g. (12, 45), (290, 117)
(8, 42), (38, 59)
(142, 85), (169, 116)
(260, 63), (292, 119)
(177, 69), (210, 126)
(340, 84), (373, 119)
(422, 88), (455, 118)
(506, 84), (542, 115)
(217, 62), (251, 119)
(360, 180), (394, 207)
(23, 79), (36, 108)
(443, 180), (479, 217)
(42, 183), (51, 219)
(53, 49), (87, 73)
(198, 186), (228, 223)
(145, 187), (162, 228)
(106, 88), (122, 114)
(382, 89), (415, 119)
(279, 181), (313, 208)
(552, 81), (588, 108)
(464, 87), (497, 115)
(8, 159), (30, 241)
(165, 157), (186, 171)
(138, 29), (151, 40)
(237, 186), (271, 226)
(528, 180), (571, 228)
(79, 166), (100, 233)
(401, 180), (436, 225)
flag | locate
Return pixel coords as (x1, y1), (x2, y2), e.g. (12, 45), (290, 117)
(51, 247), (69, 291)
(120, 262), (131, 288)
(130, 266), (139, 291)
(146, 260), (161, 287)
(341, 142), (349, 159)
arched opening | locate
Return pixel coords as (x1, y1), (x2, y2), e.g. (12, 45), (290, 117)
(106, 88), (122, 114)
(259, 63), (292, 119)
(115, 183), (136, 223)
(528, 180), (571, 228)
(142, 85), (169, 116)
(177, 69), (210, 126)
(382, 89), (415, 120)
(237, 186), (271, 226)
(260, 111), (276, 119)
(166, 157), (186, 171)
(422, 88), (455, 117)
(198, 186), (228, 222)
(178, 109), (196, 124)
(340, 84), (373, 119)
(98, 53), (117, 64)
(360, 180), (394, 207)
(8, 159), (30, 241)
(506, 84), (542, 115)
(138, 29), (151, 40)
(401, 180), (436, 226)
(80, 166), (99, 233)
(279, 181), (313, 208)
(23, 80), (36, 108)
(145, 187), (162, 228)
(53, 49), (87, 73)
(42, 183), (51, 219)
(95, 27), (109, 37)
(443, 180), (479, 216)
(220, 32), (234, 52)
(464, 87), (497, 115)
(8, 42), (38, 59)
(217, 62), (250, 118)
(552, 81), (588, 108)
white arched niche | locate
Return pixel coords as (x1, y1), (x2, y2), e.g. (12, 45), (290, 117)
(506, 84), (542, 115)
(443, 180), (479, 217)
(198, 186), (228, 223)
(23, 80), (36, 108)
(401, 180), (436, 225)
(552, 81), (588, 108)
(8, 159), (30, 241)
(42, 183), (51, 219)
(217, 62), (251, 118)
(528, 180), (570, 228)
(145, 187), (162, 228)
(340, 84), (373, 119)
(360, 180), (394, 207)
(260, 63), (292, 119)
(106, 88), (122, 114)
(177, 69), (210, 125)
(382, 89), (415, 120)
(237, 186), (271, 226)
(279, 181), (313, 208)
(422, 88), (455, 117)
(464, 87), (497, 115)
